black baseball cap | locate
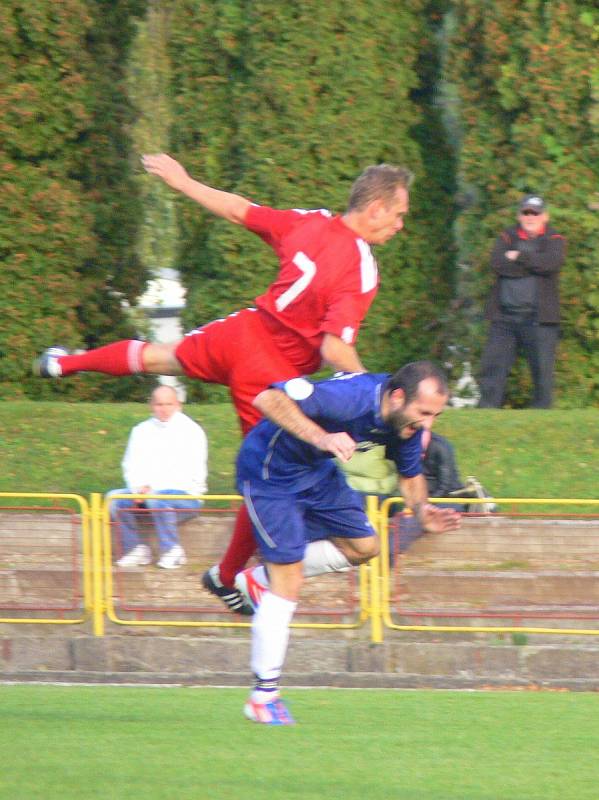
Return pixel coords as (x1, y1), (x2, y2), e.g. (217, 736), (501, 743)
(519, 194), (546, 213)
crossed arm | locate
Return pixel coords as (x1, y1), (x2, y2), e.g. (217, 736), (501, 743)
(492, 232), (565, 277)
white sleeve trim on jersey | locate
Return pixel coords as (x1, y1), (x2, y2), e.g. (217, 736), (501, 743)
(341, 326), (355, 344)
(283, 377), (315, 400)
(291, 208), (332, 217)
(357, 239), (378, 293)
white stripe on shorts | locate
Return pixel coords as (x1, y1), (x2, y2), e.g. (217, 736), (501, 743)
(243, 481), (277, 549)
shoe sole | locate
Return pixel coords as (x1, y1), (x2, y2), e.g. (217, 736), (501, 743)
(244, 701), (295, 725)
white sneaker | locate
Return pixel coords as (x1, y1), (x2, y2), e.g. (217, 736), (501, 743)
(33, 346), (68, 378)
(156, 545), (187, 569)
(116, 544), (152, 567)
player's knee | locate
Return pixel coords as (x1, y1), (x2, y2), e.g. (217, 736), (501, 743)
(142, 343), (182, 375)
(343, 536), (380, 565)
(361, 536), (380, 562)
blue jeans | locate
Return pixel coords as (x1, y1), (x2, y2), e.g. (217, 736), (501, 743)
(108, 489), (202, 554)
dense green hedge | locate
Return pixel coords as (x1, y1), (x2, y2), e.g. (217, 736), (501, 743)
(1, 1), (596, 406)
(0, 0), (152, 401)
(445, 0), (599, 406)
(168, 0), (456, 400)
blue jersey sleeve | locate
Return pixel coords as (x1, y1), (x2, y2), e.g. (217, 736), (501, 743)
(272, 374), (377, 424)
(386, 429), (424, 478)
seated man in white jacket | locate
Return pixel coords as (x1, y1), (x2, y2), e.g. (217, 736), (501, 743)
(108, 385), (208, 569)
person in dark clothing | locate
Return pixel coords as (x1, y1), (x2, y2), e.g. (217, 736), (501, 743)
(390, 431), (496, 555)
(422, 431), (463, 499)
(478, 194), (566, 408)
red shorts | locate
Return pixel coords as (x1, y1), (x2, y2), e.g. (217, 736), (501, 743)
(175, 309), (308, 434)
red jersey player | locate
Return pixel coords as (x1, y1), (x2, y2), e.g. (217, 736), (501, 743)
(34, 153), (412, 613)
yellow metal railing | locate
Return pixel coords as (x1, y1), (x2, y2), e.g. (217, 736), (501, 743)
(0, 492), (92, 626)
(1, 492), (598, 639)
(379, 496), (599, 637)
(101, 493), (366, 635)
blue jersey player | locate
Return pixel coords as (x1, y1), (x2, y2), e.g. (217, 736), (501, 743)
(235, 361), (461, 724)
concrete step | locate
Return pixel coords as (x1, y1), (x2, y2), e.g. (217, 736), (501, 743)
(0, 566), (83, 606)
(2, 512), (598, 615)
(391, 516), (599, 568)
(1, 631), (599, 691)
(4, 564), (599, 612)
(395, 569), (599, 607)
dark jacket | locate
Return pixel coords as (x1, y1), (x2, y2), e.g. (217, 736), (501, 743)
(485, 224), (565, 324)
(423, 433), (463, 497)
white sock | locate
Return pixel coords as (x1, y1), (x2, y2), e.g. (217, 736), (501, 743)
(250, 545), (351, 589)
(251, 591), (297, 702)
(302, 539), (352, 578)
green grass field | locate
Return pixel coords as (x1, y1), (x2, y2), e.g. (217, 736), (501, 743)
(1, 684), (598, 800)
(0, 401), (597, 500)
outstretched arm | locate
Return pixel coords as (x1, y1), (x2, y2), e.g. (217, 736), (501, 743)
(142, 153), (251, 225)
(320, 333), (366, 374)
(253, 388), (356, 462)
(399, 474), (461, 534)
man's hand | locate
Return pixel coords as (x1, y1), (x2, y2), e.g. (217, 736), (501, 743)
(142, 153), (190, 192)
(505, 250), (520, 261)
(315, 432), (356, 462)
(142, 153), (250, 224)
(417, 503), (461, 534)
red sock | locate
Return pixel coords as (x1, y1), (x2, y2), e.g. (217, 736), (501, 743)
(58, 340), (147, 376)
(219, 504), (257, 588)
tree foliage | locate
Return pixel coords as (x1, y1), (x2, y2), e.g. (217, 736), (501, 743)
(127, 1), (178, 272)
(167, 0), (456, 399)
(1, 0), (596, 408)
(445, 0), (599, 406)
(0, 0), (152, 400)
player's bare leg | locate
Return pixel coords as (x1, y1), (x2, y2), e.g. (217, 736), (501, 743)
(330, 534), (380, 564)
(235, 536), (378, 614)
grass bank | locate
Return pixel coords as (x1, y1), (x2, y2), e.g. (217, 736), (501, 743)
(0, 401), (597, 501)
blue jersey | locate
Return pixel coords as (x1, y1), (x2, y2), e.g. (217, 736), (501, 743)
(236, 373), (423, 497)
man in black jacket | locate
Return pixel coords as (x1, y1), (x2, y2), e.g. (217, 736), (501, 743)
(478, 195), (566, 408)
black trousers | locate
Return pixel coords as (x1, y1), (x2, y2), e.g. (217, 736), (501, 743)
(478, 320), (559, 408)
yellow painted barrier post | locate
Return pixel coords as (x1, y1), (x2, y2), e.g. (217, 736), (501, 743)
(90, 493), (105, 636)
(365, 494), (383, 643)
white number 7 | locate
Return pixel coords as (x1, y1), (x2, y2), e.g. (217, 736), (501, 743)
(275, 252), (316, 312)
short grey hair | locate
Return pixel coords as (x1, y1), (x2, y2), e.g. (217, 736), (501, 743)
(347, 164), (414, 212)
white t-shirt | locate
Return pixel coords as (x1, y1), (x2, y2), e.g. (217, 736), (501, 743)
(122, 411), (208, 496)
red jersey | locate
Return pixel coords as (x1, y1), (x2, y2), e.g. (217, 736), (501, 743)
(244, 204), (379, 373)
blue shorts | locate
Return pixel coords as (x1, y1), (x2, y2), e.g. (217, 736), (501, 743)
(242, 469), (375, 564)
